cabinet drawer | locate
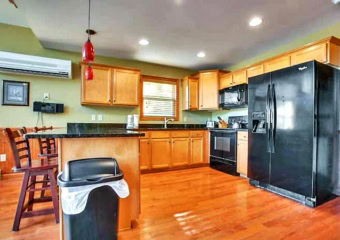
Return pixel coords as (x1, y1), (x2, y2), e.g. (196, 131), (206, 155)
(171, 131), (190, 138)
(191, 131), (204, 138)
(238, 131), (248, 140)
(151, 131), (171, 139)
(139, 131), (150, 139)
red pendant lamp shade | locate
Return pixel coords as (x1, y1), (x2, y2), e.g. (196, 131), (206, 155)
(85, 65), (93, 80)
(82, 39), (94, 63)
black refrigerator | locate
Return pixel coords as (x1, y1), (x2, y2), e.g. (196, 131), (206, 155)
(248, 60), (339, 207)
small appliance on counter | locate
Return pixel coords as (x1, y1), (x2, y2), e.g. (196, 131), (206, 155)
(227, 116), (248, 129)
(206, 121), (217, 128)
(126, 115), (139, 129)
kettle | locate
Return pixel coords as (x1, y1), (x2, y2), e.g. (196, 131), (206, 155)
(231, 121), (240, 129)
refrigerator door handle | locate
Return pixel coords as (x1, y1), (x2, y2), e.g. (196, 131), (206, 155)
(266, 84), (271, 153)
(271, 84), (276, 153)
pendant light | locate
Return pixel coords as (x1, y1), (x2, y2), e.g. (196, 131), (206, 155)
(85, 65), (93, 80)
(82, 0), (94, 63)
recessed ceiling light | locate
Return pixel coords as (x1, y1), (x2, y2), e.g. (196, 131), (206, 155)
(139, 39), (149, 46)
(197, 51), (206, 58)
(249, 17), (263, 27)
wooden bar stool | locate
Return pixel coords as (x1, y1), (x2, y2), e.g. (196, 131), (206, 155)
(4, 128), (59, 232)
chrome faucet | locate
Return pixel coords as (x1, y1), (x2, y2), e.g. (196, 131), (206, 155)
(164, 117), (174, 129)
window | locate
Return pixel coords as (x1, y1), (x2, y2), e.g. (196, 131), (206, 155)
(140, 76), (179, 121)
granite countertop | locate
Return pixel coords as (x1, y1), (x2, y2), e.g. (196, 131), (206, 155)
(24, 128), (144, 139)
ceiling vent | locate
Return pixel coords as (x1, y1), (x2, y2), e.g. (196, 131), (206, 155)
(0, 51), (72, 79)
(333, 0), (340, 4)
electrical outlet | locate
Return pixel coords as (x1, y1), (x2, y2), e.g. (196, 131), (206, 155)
(0, 154), (6, 162)
(97, 114), (103, 121)
(183, 117), (187, 122)
(91, 114), (96, 121)
(43, 93), (50, 100)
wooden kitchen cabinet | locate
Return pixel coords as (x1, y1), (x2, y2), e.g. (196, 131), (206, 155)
(191, 137), (204, 164)
(81, 65), (111, 105)
(112, 68), (140, 106)
(199, 70), (226, 110)
(247, 64), (264, 79)
(81, 63), (140, 106)
(151, 139), (171, 169)
(264, 55), (291, 73)
(232, 70), (247, 85)
(140, 139), (151, 170)
(172, 138), (190, 167)
(237, 131), (248, 176)
(219, 73), (233, 89)
(182, 76), (199, 110)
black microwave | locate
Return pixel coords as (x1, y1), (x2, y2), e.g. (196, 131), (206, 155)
(219, 84), (248, 109)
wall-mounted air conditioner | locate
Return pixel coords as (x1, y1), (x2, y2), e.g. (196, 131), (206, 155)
(0, 51), (72, 79)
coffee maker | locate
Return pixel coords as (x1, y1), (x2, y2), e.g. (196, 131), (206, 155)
(126, 115), (139, 129)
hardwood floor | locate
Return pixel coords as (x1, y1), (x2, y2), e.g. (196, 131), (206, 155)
(1, 167), (340, 240)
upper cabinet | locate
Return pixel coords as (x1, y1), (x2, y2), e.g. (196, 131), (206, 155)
(246, 64), (264, 79)
(199, 70), (226, 110)
(232, 70), (247, 85)
(264, 55), (291, 73)
(81, 63), (140, 106)
(182, 76), (199, 111)
(219, 73), (233, 89)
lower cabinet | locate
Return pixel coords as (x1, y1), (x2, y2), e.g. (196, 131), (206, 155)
(237, 131), (248, 176)
(191, 138), (204, 164)
(172, 138), (190, 167)
(151, 139), (171, 169)
(139, 130), (207, 171)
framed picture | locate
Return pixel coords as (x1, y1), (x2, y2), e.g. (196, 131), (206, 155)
(2, 80), (30, 106)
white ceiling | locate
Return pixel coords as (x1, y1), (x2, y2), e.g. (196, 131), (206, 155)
(2, 0), (340, 70)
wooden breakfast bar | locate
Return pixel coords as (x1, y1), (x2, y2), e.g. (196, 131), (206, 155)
(25, 127), (144, 240)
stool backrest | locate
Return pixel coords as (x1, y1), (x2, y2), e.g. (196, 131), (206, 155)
(34, 126), (56, 155)
(4, 128), (32, 171)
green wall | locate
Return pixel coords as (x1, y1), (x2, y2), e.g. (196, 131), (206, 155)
(213, 21), (340, 123)
(0, 23), (211, 128)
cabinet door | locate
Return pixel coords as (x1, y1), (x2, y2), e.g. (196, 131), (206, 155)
(140, 139), (151, 170)
(219, 73), (233, 89)
(171, 138), (190, 167)
(81, 66), (111, 105)
(199, 72), (219, 110)
(232, 70), (247, 85)
(237, 139), (248, 176)
(188, 78), (199, 110)
(247, 64), (264, 79)
(191, 137), (204, 164)
(151, 139), (171, 169)
(112, 68), (140, 106)
(291, 42), (327, 66)
(264, 55), (291, 73)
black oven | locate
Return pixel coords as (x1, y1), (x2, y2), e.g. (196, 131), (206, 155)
(210, 129), (239, 176)
(219, 84), (248, 109)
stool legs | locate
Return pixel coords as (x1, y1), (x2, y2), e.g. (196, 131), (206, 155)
(40, 174), (48, 198)
(12, 171), (30, 232)
(28, 176), (36, 211)
(48, 169), (60, 223)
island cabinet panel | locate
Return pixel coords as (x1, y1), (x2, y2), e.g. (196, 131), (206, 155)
(264, 55), (291, 73)
(247, 64), (264, 79)
(191, 137), (204, 164)
(112, 68), (140, 106)
(182, 77), (199, 110)
(151, 139), (171, 169)
(237, 131), (248, 177)
(139, 139), (151, 170)
(171, 138), (190, 167)
(81, 63), (140, 106)
(291, 42), (328, 66)
(81, 65), (111, 105)
(199, 71), (220, 110)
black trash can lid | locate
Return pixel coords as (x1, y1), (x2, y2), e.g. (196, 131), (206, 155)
(57, 158), (123, 187)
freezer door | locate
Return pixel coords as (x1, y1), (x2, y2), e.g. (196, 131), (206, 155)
(270, 61), (315, 197)
(248, 73), (271, 183)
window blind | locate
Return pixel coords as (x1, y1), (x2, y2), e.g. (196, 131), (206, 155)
(143, 80), (177, 117)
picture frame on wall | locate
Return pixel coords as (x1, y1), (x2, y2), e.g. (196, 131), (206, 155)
(2, 80), (30, 106)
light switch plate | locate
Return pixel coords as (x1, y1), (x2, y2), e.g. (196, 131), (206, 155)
(183, 117), (187, 122)
(43, 93), (50, 100)
(0, 154), (6, 162)
(91, 114), (96, 121)
(97, 114), (103, 121)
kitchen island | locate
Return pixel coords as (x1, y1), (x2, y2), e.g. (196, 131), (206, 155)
(25, 128), (144, 239)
